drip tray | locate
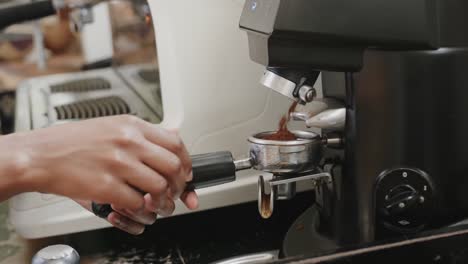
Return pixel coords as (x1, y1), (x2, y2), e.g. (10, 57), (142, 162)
(19, 68), (161, 130)
(50, 78), (111, 93)
(54, 96), (131, 120)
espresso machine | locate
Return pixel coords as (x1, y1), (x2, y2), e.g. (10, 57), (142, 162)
(238, 0), (468, 258)
(7, 0), (308, 239)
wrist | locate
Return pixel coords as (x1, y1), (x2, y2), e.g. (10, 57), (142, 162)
(0, 133), (45, 197)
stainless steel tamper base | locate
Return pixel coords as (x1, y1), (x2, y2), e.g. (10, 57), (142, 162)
(32, 245), (80, 264)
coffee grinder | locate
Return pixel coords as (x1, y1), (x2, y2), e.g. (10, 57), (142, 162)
(240, 0), (468, 257)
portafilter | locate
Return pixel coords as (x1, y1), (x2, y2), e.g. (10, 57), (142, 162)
(92, 130), (337, 218)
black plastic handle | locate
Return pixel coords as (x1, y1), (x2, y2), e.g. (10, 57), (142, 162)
(92, 151), (236, 218)
(186, 151), (236, 189)
(0, 1), (56, 30)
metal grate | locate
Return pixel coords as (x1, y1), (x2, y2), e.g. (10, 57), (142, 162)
(50, 78), (111, 93)
(138, 69), (159, 83)
(54, 96), (131, 120)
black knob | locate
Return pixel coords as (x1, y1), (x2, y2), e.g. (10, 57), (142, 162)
(382, 185), (423, 217)
(375, 168), (434, 233)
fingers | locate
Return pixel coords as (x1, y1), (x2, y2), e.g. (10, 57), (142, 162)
(167, 130), (193, 182)
(144, 193), (175, 217)
(159, 198), (176, 217)
(138, 143), (186, 199)
(119, 159), (169, 204)
(137, 121), (192, 176)
(143, 193), (161, 212)
(143, 191), (198, 218)
(110, 117), (194, 213)
(74, 199), (155, 236)
(180, 191), (199, 210)
(144, 126), (192, 173)
(111, 204), (157, 225)
(107, 212), (146, 235)
(96, 181), (144, 212)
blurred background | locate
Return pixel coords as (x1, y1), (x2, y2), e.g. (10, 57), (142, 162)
(0, 1), (159, 262)
(0, 0), (158, 135)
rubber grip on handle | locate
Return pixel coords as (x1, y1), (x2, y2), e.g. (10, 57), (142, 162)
(0, 1), (56, 29)
(186, 151), (236, 190)
(92, 151), (236, 219)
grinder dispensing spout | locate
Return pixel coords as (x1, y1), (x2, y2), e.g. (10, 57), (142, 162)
(261, 69), (320, 105)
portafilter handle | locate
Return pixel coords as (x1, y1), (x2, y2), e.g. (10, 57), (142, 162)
(92, 151), (252, 218)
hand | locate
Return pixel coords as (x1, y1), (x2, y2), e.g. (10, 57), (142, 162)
(0, 115), (198, 233)
(74, 190), (198, 235)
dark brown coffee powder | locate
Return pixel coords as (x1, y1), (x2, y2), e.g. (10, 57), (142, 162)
(262, 101), (298, 141)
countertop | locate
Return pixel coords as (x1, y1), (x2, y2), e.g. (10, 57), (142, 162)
(73, 192), (314, 264)
(60, 196), (468, 264)
(0, 191), (315, 263)
(4, 191), (468, 264)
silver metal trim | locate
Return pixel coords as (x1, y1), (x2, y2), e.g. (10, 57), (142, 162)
(298, 85), (316, 103)
(325, 137), (343, 148)
(234, 158), (253, 171)
(32, 244), (80, 264)
(306, 108), (346, 130)
(276, 182), (296, 200)
(211, 251), (279, 264)
(248, 130), (320, 146)
(269, 172), (331, 186)
(290, 112), (311, 121)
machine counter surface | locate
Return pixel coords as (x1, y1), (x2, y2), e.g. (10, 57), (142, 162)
(0, 192), (310, 263)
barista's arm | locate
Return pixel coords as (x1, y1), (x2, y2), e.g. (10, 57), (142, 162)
(0, 115), (198, 234)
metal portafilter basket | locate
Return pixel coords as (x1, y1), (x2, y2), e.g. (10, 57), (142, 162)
(92, 131), (336, 219)
(248, 131), (334, 219)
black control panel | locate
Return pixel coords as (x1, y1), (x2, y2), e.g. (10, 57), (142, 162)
(375, 168), (434, 233)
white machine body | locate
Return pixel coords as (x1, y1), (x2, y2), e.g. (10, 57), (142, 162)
(9, 0), (318, 238)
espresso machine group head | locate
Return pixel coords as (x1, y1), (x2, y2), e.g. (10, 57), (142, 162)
(240, 0), (468, 257)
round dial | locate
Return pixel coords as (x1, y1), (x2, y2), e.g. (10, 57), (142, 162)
(375, 168), (434, 233)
